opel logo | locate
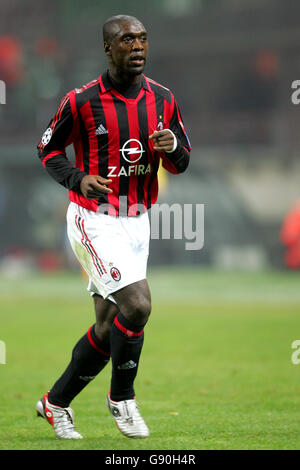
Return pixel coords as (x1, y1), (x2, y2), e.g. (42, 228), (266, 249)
(120, 138), (145, 163)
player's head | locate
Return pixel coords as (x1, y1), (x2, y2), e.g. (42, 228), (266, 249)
(103, 15), (148, 80)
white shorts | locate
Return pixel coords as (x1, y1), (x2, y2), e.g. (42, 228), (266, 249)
(66, 202), (150, 303)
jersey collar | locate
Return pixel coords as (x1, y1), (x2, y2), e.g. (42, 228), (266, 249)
(98, 70), (150, 94)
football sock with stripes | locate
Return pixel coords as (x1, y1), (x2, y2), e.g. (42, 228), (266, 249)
(109, 312), (146, 402)
(48, 324), (110, 408)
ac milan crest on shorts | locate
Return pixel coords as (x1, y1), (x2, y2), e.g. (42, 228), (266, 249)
(110, 267), (121, 282)
(66, 202), (150, 302)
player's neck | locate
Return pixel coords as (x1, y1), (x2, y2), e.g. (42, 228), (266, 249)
(108, 68), (142, 87)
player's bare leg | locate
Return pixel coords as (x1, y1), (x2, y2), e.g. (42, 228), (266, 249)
(106, 279), (151, 438)
(113, 279), (151, 326)
(93, 294), (119, 344)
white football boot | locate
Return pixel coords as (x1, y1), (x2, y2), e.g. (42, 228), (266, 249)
(36, 392), (83, 439)
(106, 394), (149, 438)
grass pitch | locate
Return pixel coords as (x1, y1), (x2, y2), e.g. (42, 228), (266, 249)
(1, 267), (300, 450)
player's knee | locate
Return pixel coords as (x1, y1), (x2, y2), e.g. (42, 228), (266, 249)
(124, 296), (151, 325)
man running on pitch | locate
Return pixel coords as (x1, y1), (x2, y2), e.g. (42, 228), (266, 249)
(36, 14), (191, 439)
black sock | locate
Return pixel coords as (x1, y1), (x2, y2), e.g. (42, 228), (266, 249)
(48, 324), (110, 408)
(110, 312), (146, 402)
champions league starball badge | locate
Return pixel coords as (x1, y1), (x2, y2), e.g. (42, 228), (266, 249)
(41, 127), (53, 146)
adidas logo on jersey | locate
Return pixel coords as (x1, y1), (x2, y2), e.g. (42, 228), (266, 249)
(96, 124), (108, 135)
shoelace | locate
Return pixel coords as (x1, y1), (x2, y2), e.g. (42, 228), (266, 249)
(123, 400), (143, 425)
(53, 409), (77, 436)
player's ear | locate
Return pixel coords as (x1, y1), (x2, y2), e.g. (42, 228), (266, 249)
(104, 41), (112, 56)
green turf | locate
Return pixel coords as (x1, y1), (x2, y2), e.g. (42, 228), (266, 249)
(1, 267), (300, 450)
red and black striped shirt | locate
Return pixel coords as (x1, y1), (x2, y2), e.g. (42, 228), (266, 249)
(37, 71), (191, 216)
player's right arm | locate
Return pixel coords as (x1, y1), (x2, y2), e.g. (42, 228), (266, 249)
(37, 93), (87, 193)
(37, 93), (112, 197)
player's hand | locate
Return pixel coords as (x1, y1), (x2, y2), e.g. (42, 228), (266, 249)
(80, 175), (113, 199)
(149, 129), (176, 152)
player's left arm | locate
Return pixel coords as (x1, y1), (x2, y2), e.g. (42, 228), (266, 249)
(149, 97), (191, 174)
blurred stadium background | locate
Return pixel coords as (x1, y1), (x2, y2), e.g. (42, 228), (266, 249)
(1, 0), (300, 275)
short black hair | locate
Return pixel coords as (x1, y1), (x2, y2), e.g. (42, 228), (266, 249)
(103, 15), (144, 44)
